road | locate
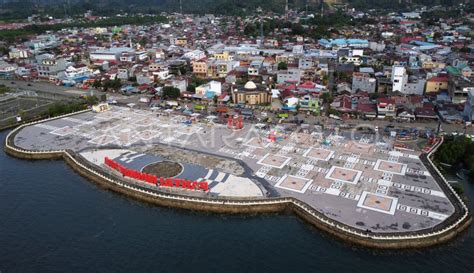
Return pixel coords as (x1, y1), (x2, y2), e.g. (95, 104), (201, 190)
(3, 79), (472, 135)
(0, 79), (105, 98)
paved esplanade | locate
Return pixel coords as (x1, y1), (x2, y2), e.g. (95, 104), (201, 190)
(13, 106), (455, 233)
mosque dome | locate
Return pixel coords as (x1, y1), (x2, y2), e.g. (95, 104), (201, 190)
(244, 80), (257, 90)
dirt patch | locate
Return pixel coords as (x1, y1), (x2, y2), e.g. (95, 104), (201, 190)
(137, 144), (245, 176)
(143, 161), (183, 177)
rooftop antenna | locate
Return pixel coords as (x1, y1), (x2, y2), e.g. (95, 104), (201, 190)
(305, 0), (308, 13)
(180, 0), (183, 14)
(285, 0), (289, 14)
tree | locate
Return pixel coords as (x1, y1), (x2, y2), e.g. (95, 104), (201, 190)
(0, 85), (11, 94)
(244, 23), (257, 36)
(162, 86), (181, 99)
(92, 79), (102, 89)
(101, 78), (122, 91)
(277, 62), (288, 70)
(321, 92), (333, 104)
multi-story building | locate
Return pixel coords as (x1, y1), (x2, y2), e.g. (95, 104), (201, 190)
(277, 69), (301, 84)
(248, 59), (263, 76)
(195, 81), (222, 98)
(376, 97), (396, 119)
(184, 50), (206, 61)
(62, 64), (92, 83)
(213, 51), (231, 61)
(0, 61), (17, 79)
(426, 76), (449, 93)
(207, 60), (238, 78)
(391, 65), (408, 93)
(232, 81), (271, 105)
(298, 94), (320, 115)
(89, 47), (135, 62)
(463, 89), (474, 121)
(170, 37), (188, 46)
(403, 77), (426, 95)
(37, 56), (68, 79)
(352, 72), (376, 93)
(192, 60), (208, 77)
(9, 47), (31, 59)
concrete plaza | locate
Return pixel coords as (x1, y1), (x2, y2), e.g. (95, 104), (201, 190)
(13, 106), (455, 233)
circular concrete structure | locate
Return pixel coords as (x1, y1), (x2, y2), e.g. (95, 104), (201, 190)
(142, 161), (183, 178)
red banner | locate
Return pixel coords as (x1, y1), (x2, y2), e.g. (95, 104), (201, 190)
(104, 157), (208, 191)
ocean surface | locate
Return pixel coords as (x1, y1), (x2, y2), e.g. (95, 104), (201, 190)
(0, 130), (473, 273)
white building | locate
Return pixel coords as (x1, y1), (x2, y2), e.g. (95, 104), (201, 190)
(277, 69), (301, 84)
(0, 61), (17, 79)
(248, 59), (263, 76)
(391, 65), (408, 93)
(184, 50), (206, 61)
(463, 89), (474, 121)
(9, 48), (30, 59)
(89, 47), (135, 62)
(63, 65), (92, 82)
(195, 80), (222, 98)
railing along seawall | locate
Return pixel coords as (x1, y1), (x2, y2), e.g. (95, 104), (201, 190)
(4, 113), (471, 245)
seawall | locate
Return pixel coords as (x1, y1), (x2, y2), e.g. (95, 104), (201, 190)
(3, 115), (472, 249)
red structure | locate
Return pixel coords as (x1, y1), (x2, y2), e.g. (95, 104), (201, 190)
(104, 157), (208, 191)
(268, 132), (276, 142)
(227, 116), (243, 130)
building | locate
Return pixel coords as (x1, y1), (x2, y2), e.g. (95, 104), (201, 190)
(391, 65), (408, 93)
(184, 50), (206, 61)
(89, 47), (135, 62)
(232, 81), (271, 105)
(248, 59), (263, 76)
(37, 56), (68, 79)
(298, 94), (320, 115)
(352, 72), (376, 93)
(377, 98), (396, 119)
(213, 51), (231, 61)
(62, 64), (92, 83)
(195, 81), (222, 99)
(170, 79), (188, 93)
(192, 60), (208, 77)
(319, 39), (369, 49)
(9, 47), (30, 59)
(403, 77), (426, 95)
(463, 89), (474, 121)
(426, 76), (449, 93)
(277, 69), (301, 84)
(0, 61), (17, 79)
(207, 60), (238, 78)
(170, 37), (187, 46)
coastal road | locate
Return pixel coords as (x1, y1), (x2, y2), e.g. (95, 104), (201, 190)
(5, 80), (471, 135)
(0, 79), (106, 98)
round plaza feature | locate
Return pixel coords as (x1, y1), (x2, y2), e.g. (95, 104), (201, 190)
(142, 161), (183, 178)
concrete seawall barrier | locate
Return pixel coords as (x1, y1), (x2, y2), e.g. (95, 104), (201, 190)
(3, 115), (472, 249)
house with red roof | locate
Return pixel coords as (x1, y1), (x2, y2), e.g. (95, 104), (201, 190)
(331, 95), (353, 113)
(356, 102), (377, 119)
(426, 76), (449, 93)
(376, 97), (396, 119)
